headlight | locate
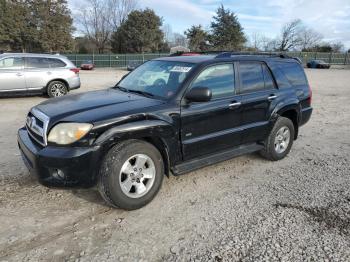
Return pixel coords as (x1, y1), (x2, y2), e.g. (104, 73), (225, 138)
(48, 123), (93, 145)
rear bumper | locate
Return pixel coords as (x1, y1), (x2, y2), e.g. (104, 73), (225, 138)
(17, 127), (101, 187)
(67, 76), (81, 90)
(300, 107), (313, 126)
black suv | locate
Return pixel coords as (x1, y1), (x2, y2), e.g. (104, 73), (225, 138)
(18, 53), (312, 210)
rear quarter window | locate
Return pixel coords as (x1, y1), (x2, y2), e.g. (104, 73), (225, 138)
(49, 58), (66, 68)
(277, 62), (307, 86)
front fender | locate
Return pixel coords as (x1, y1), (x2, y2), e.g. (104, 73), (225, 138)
(94, 120), (180, 174)
(94, 120), (175, 145)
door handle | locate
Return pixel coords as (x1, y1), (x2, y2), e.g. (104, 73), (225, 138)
(16, 73), (23, 77)
(47, 72), (52, 75)
(229, 102), (241, 108)
(267, 95), (277, 101)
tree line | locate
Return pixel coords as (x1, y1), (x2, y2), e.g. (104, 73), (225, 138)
(0, 0), (348, 54)
(0, 0), (74, 53)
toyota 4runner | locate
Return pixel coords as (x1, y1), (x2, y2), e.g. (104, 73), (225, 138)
(18, 52), (313, 210)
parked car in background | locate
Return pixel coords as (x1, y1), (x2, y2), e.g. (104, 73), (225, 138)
(80, 60), (95, 70)
(0, 53), (80, 97)
(18, 52), (312, 210)
(307, 60), (330, 69)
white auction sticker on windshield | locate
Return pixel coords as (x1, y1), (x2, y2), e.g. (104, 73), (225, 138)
(170, 66), (192, 73)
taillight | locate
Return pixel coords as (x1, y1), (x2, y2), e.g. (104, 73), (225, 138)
(70, 68), (80, 74)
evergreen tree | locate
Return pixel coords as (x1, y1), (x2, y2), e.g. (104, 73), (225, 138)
(0, 0), (74, 52)
(210, 5), (246, 50)
(184, 25), (208, 51)
(0, 0), (35, 52)
(111, 8), (165, 53)
(30, 0), (74, 52)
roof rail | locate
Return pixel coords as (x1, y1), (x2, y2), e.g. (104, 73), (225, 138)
(214, 51), (292, 59)
(213, 52), (303, 64)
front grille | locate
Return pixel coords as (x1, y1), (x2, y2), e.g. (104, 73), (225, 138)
(26, 108), (49, 146)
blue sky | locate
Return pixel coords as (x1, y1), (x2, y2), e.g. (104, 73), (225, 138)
(70, 0), (350, 49)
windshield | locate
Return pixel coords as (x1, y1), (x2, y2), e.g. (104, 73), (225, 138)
(117, 60), (194, 99)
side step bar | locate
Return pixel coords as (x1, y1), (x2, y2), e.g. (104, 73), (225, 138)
(172, 143), (263, 176)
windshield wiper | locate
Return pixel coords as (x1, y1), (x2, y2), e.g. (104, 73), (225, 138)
(114, 85), (129, 92)
(127, 89), (155, 97)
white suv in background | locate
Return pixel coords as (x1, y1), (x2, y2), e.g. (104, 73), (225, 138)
(0, 53), (80, 97)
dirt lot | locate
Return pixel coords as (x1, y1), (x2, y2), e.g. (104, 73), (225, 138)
(0, 68), (349, 261)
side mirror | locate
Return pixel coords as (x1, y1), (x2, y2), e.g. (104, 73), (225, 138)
(185, 87), (212, 102)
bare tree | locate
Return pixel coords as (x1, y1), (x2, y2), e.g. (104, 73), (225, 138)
(267, 39), (279, 51)
(78, 0), (137, 53)
(260, 36), (273, 51)
(162, 23), (173, 44)
(108, 0), (137, 28)
(278, 19), (303, 51)
(250, 32), (269, 51)
(299, 28), (323, 51)
(173, 33), (187, 47)
(331, 41), (345, 52)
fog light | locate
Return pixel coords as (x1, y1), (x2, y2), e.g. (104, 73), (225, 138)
(52, 169), (65, 180)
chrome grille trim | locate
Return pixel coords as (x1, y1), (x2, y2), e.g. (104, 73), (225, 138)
(26, 108), (50, 146)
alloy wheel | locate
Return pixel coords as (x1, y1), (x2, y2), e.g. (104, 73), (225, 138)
(119, 154), (156, 198)
(274, 126), (291, 154)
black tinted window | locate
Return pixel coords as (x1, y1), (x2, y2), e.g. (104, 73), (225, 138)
(263, 64), (275, 89)
(239, 62), (265, 93)
(26, 57), (50, 68)
(277, 62), (307, 86)
(191, 64), (235, 99)
(49, 58), (66, 68)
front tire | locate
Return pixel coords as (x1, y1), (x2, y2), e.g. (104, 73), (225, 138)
(47, 81), (68, 97)
(260, 117), (295, 161)
(98, 140), (164, 210)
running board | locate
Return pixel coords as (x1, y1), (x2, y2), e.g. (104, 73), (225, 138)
(172, 143), (263, 175)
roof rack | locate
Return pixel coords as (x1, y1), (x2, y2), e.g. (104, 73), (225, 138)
(214, 52), (303, 64)
(168, 51), (302, 64)
(214, 51), (292, 59)
(215, 52), (303, 64)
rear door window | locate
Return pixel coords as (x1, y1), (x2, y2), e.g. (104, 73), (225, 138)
(262, 64), (275, 89)
(239, 62), (265, 94)
(277, 62), (307, 86)
(26, 57), (51, 69)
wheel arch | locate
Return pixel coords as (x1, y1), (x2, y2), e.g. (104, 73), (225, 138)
(142, 137), (171, 177)
(46, 79), (70, 92)
(94, 120), (178, 177)
(275, 106), (300, 140)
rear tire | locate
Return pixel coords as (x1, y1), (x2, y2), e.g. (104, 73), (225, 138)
(47, 81), (68, 98)
(260, 117), (295, 161)
(98, 140), (164, 210)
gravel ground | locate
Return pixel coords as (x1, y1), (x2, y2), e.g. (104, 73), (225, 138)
(0, 68), (349, 261)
